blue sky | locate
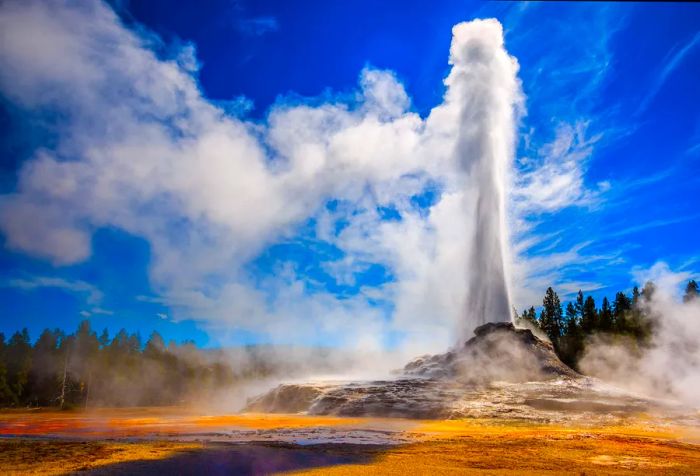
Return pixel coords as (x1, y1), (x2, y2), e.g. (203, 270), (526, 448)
(0, 1), (698, 349)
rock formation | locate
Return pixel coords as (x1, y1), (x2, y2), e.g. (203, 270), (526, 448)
(245, 322), (618, 420)
(403, 322), (579, 381)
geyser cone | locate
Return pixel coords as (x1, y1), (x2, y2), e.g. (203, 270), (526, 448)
(246, 323), (618, 420)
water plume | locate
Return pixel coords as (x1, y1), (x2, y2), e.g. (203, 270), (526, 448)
(441, 20), (521, 335)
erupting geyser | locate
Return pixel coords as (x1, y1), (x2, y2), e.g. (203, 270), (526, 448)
(245, 21), (671, 421)
(442, 20), (521, 335)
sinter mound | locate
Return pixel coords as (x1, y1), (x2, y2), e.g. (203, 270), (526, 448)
(402, 322), (578, 381)
(244, 322), (653, 420)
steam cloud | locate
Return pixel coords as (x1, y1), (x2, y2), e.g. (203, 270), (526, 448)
(0, 1), (521, 353)
(579, 263), (700, 407)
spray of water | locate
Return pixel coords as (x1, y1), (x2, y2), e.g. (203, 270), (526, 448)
(442, 21), (521, 336)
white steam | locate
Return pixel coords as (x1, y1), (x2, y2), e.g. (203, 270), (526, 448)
(444, 21), (520, 331)
(580, 263), (700, 408)
(0, 2), (521, 353)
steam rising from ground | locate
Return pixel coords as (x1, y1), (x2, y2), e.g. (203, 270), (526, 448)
(0, 2), (522, 353)
(580, 263), (700, 408)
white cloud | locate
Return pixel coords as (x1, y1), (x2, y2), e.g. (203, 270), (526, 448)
(0, 2), (522, 353)
(636, 31), (700, 116)
(6, 275), (104, 304)
(513, 121), (602, 213)
(90, 307), (113, 315)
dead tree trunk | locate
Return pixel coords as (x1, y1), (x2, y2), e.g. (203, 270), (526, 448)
(84, 368), (92, 409)
(59, 344), (70, 410)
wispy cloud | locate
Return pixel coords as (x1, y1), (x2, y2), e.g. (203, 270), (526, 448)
(605, 213), (700, 239)
(687, 143), (700, 156)
(236, 16), (278, 36)
(80, 306), (114, 317)
(513, 121), (604, 213)
(637, 31), (700, 116)
(6, 275), (103, 304)
(511, 239), (620, 307)
(501, 4), (681, 308)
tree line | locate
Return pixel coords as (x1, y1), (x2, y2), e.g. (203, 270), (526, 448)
(0, 321), (240, 408)
(517, 279), (698, 369)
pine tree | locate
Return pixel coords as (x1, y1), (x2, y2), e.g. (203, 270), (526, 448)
(612, 292), (632, 332)
(683, 280), (699, 303)
(575, 290), (584, 319)
(519, 309), (528, 322)
(518, 306), (537, 326)
(641, 281), (656, 302)
(6, 329), (32, 405)
(29, 329), (62, 406)
(73, 321), (100, 407)
(144, 332), (166, 357)
(526, 306), (536, 322)
(613, 292), (631, 317)
(599, 297), (613, 332)
(581, 296), (597, 334)
(539, 287), (563, 344)
(0, 333), (15, 405)
(98, 329), (110, 348)
(558, 302), (584, 369)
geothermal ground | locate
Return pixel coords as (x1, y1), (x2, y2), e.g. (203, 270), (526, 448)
(1, 409), (700, 474)
(1, 324), (700, 475)
(245, 323), (687, 422)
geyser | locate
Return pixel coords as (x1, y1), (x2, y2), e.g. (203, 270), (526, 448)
(245, 21), (677, 421)
(443, 20), (520, 334)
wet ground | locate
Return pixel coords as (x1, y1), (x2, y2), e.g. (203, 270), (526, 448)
(1, 411), (700, 475)
(82, 442), (379, 476)
(0, 409), (419, 445)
